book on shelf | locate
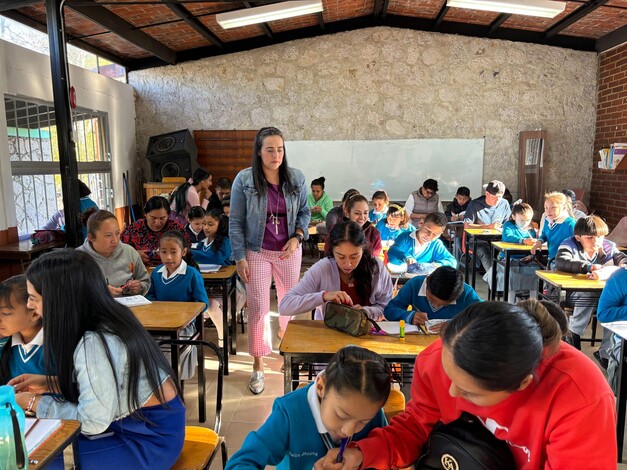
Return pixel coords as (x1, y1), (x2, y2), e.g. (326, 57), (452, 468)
(114, 295), (152, 307)
(25, 418), (63, 454)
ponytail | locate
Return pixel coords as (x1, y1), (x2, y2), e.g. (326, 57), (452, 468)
(517, 299), (567, 355)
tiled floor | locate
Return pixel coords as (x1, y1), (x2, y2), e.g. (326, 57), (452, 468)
(179, 256), (627, 469)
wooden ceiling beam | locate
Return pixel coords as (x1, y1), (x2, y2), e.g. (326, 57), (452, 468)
(164, 1), (223, 47)
(544, 0), (609, 39)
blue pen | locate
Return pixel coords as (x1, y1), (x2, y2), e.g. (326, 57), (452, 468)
(336, 437), (349, 463)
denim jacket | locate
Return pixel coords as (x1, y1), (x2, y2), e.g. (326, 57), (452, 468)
(36, 332), (170, 435)
(229, 167), (311, 261)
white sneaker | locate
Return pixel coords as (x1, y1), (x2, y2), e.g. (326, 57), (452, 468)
(248, 371), (265, 394)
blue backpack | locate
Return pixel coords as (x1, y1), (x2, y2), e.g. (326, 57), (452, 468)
(0, 385), (27, 469)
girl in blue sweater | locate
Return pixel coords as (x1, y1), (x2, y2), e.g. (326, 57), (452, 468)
(375, 204), (415, 249)
(532, 192), (575, 266)
(0, 275), (45, 383)
(147, 230), (209, 379)
(226, 346), (390, 469)
(369, 190), (389, 224)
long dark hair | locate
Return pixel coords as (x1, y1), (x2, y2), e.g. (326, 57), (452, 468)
(0, 275), (36, 384)
(26, 250), (176, 411)
(171, 168), (212, 213)
(442, 300), (567, 392)
(204, 209), (229, 254)
(324, 346), (390, 405)
(327, 221), (379, 303)
(251, 127), (294, 196)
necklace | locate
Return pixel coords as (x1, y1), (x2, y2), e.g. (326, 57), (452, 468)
(269, 185), (281, 235)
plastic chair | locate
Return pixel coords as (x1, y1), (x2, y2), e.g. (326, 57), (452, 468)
(159, 339), (227, 469)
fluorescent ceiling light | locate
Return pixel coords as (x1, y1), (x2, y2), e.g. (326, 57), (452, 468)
(216, 1), (323, 29)
(446, 0), (566, 18)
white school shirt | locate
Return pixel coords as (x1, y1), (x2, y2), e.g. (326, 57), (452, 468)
(157, 259), (188, 280)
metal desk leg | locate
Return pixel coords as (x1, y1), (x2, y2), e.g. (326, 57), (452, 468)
(464, 234), (470, 284)
(503, 252), (511, 303)
(283, 356), (293, 394)
(230, 277), (237, 356)
(617, 337), (626, 462)
(490, 245), (498, 301)
(71, 436), (81, 470)
(222, 279), (230, 376)
(197, 312), (206, 423)
(471, 236), (478, 289)
(170, 332), (181, 386)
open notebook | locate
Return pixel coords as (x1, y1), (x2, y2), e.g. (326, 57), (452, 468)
(114, 295), (152, 307)
(25, 418), (62, 454)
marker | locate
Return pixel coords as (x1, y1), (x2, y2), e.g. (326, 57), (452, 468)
(399, 320), (405, 340)
(336, 437), (349, 463)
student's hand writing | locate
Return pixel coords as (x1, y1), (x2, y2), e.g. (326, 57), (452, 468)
(280, 237), (300, 260)
(412, 311), (429, 325)
(9, 374), (54, 394)
(488, 222), (502, 230)
(108, 285), (124, 297)
(589, 264), (603, 272)
(406, 258), (416, 265)
(587, 271), (600, 280)
(236, 259), (249, 283)
(523, 238), (536, 246)
(124, 280), (143, 295)
(136, 249), (151, 264)
(314, 447), (363, 470)
(323, 291), (353, 305)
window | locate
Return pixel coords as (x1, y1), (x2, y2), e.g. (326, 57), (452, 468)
(5, 96), (113, 236)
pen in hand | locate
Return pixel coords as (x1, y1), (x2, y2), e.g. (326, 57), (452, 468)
(336, 437), (349, 463)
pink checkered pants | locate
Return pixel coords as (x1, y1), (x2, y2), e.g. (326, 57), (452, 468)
(245, 248), (302, 357)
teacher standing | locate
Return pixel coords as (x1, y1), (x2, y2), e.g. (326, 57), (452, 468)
(230, 127), (310, 395)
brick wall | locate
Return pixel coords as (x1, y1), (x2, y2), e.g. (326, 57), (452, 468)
(589, 42), (627, 230)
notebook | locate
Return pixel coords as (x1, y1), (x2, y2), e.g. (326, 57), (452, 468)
(114, 295), (152, 307)
(25, 418), (63, 454)
(199, 264), (221, 273)
(376, 321), (422, 335)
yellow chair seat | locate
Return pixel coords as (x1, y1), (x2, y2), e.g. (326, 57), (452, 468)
(383, 388), (406, 421)
(171, 426), (220, 470)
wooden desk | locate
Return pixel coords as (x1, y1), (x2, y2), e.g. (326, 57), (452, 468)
(29, 420), (81, 469)
(463, 228), (502, 289)
(489, 242), (545, 301)
(202, 266), (238, 375)
(0, 240), (65, 271)
(280, 320), (438, 393)
(618, 245), (627, 254)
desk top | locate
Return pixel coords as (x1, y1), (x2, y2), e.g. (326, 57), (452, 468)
(308, 226), (317, 235)
(132, 301), (205, 331)
(201, 265), (237, 280)
(280, 320), (438, 358)
(29, 419), (80, 469)
(491, 241), (534, 251)
(0, 240), (65, 259)
(464, 228), (502, 236)
(535, 270), (606, 290)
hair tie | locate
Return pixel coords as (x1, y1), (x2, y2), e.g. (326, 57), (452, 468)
(187, 178), (194, 185)
(389, 204), (404, 214)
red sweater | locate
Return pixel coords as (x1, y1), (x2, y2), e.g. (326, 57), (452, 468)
(324, 220), (382, 257)
(358, 340), (616, 469)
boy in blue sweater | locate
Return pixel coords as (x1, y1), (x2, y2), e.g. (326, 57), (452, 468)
(226, 346), (389, 469)
(146, 230), (208, 379)
(0, 275), (45, 383)
(387, 212), (455, 269)
(384, 267), (481, 330)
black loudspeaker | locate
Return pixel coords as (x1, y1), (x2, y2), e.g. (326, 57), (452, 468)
(146, 129), (199, 182)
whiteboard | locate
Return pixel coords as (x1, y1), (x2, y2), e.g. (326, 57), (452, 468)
(285, 139), (485, 202)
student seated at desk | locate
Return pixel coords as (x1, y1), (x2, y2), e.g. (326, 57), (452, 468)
(77, 209), (150, 297)
(281, 221), (392, 321)
(555, 215), (627, 364)
(404, 178), (443, 229)
(463, 180), (511, 273)
(308, 177), (334, 225)
(531, 191), (575, 266)
(597, 266), (627, 392)
(375, 204), (415, 249)
(384, 267), (480, 331)
(369, 190), (389, 224)
(445, 186), (471, 222)
(147, 230), (209, 379)
(226, 346), (389, 470)
(325, 195), (382, 257)
(325, 189), (359, 234)
(315, 300), (616, 470)
(0, 275), (45, 383)
(184, 206), (207, 244)
(387, 212), (456, 269)
(484, 203), (540, 303)
(207, 177), (232, 212)
(10, 250), (185, 470)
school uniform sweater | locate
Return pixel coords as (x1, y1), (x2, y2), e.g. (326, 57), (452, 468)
(2, 328), (45, 381)
(387, 232), (456, 267)
(597, 267), (627, 323)
(146, 261), (208, 309)
(324, 221), (382, 257)
(356, 340), (616, 470)
(191, 237), (233, 266)
(279, 257), (393, 321)
(375, 220), (415, 247)
(501, 220), (536, 245)
(307, 192), (334, 223)
(77, 240), (150, 295)
(383, 275), (481, 322)
(539, 217), (576, 260)
(369, 208), (388, 224)
(555, 237), (626, 274)
(225, 383), (386, 470)
(184, 224), (207, 244)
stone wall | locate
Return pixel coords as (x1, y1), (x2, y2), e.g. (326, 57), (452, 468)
(129, 27), (598, 198)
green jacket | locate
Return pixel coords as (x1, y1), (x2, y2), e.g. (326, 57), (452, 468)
(307, 192), (333, 223)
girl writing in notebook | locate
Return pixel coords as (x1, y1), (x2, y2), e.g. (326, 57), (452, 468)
(10, 250), (185, 469)
(226, 346), (390, 470)
(0, 275), (45, 383)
